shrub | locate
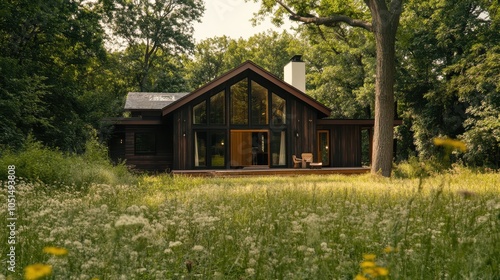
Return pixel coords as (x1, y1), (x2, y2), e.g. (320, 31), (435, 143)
(0, 137), (135, 188)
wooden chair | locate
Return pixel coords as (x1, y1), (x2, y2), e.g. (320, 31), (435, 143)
(301, 153), (313, 168)
(292, 155), (302, 168)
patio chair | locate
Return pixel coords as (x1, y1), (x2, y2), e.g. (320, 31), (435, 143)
(301, 153), (313, 168)
(292, 155), (302, 168)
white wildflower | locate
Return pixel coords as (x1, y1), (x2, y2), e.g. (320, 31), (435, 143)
(126, 205), (142, 214)
(114, 214), (149, 228)
(297, 245), (307, 252)
(130, 251), (138, 262)
(305, 247), (316, 256)
(169, 241), (183, 248)
(248, 258), (257, 267)
(249, 248), (260, 257)
(246, 268), (255, 276)
(192, 245), (204, 252)
(164, 248), (173, 254)
(320, 242), (332, 253)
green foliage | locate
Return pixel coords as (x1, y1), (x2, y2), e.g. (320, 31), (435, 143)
(184, 31), (304, 90)
(0, 0), (107, 151)
(0, 59), (51, 150)
(452, 45), (500, 167)
(100, 0), (204, 92)
(393, 157), (447, 178)
(0, 136), (135, 188)
(397, 0), (500, 167)
(305, 27), (376, 118)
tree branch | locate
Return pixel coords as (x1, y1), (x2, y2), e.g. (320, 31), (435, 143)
(315, 26), (340, 55)
(389, 0), (403, 15)
(276, 0), (373, 32)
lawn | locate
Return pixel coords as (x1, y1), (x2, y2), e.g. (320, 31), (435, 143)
(1, 169), (499, 279)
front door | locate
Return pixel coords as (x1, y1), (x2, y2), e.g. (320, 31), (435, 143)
(230, 130), (269, 168)
(317, 130), (330, 166)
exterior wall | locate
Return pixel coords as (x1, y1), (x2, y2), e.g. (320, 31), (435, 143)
(172, 108), (191, 170)
(169, 77), (322, 170)
(108, 126), (125, 164)
(317, 125), (364, 167)
(289, 99), (318, 163)
(119, 124), (173, 171)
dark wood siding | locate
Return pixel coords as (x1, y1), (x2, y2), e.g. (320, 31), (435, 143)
(120, 124), (172, 171)
(327, 125), (362, 167)
(289, 99), (318, 163)
(108, 127), (125, 164)
(172, 107), (191, 170)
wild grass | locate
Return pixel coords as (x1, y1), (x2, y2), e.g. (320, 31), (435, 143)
(0, 137), (136, 189)
(1, 170), (499, 279)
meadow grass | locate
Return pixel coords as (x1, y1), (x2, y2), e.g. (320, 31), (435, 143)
(1, 169), (499, 279)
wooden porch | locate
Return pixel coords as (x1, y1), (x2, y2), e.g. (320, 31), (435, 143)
(171, 167), (370, 177)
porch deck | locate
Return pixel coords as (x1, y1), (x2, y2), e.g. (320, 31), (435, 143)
(171, 167), (370, 177)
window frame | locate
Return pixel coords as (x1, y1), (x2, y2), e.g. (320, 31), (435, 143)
(134, 132), (156, 155)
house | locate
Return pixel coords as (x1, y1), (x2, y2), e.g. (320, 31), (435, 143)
(106, 56), (399, 172)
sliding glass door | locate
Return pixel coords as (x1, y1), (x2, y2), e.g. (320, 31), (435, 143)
(230, 130), (269, 168)
(194, 131), (226, 168)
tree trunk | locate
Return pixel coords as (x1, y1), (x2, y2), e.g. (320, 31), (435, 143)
(370, 5), (399, 177)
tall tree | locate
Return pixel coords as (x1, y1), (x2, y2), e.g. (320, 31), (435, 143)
(100, 0), (204, 92)
(184, 31), (303, 90)
(0, 0), (106, 151)
(396, 0), (500, 167)
(252, 0), (403, 176)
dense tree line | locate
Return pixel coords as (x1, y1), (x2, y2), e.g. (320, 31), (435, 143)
(1, 0), (499, 170)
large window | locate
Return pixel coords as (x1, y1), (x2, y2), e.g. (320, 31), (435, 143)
(195, 131), (226, 168)
(230, 79), (248, 125)
(211, 132), (226, 167)
(210, 90), (225, 125)
(272, 93), (286, 125)
(271, 130), (286, 166)
(194, 131), (207, 167)
(135, 133), (156, 155)
(251, 81), (268, 125)
(191, 75), (291, 169)
(193, 101), (207, 124)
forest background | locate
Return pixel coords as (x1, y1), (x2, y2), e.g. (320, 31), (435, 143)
(1, 0), (499, 169)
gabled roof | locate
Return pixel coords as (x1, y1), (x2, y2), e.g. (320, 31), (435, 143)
(161, 60), (332, 117)
(124, 92), (189, 110)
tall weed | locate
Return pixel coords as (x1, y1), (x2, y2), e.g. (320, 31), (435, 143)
(0, 137), (135, 188)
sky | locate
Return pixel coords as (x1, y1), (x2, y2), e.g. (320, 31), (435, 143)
(192, 0), (295, 42)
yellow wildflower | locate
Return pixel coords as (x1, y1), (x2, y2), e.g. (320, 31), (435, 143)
(24, 263), (52, 280)
(363, 268), (377, 277)
(375, 267), (390, 276)
(362, 254), (377, 261)
(433, 137), (467, 152)
(383, 246), (394, 253)
(43, 246), (68, 256)
(354, 274), (368, 280)
(360, 261), (376, 269)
